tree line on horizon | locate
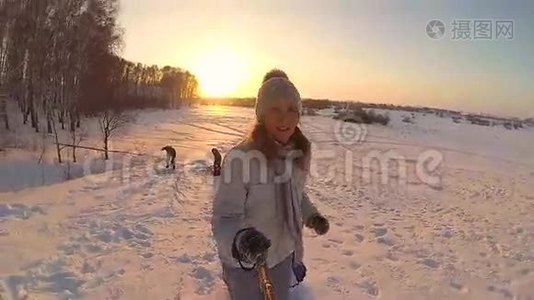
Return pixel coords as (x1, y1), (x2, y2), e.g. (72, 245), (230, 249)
(197, 97), (532, 123)
(0, 0), (199, 133)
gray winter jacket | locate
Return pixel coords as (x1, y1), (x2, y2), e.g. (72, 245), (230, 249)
(211, 141), (319, 269)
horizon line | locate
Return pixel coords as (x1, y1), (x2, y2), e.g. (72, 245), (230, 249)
(197, 97), (531, 120)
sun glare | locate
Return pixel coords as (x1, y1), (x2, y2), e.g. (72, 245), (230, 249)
(192, 49), (248, 98)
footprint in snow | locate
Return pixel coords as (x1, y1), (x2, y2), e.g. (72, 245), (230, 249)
(326, 276), (349, 294)
(420, 258), (440, 269)
(358, 280), (380, 297)
(326, 276), (340, 286)
(372, 228), (387, 237)
(202, 252), (217, 262)
(328, 238), (343, 245)
(519, 268), (530, 276)
(0, 204), (45, 220)
(385, 251), (399, 262)
(176, 254), (193, 263)
(349, 261), (361, 270)
(191, 266), (215, 295)
(376, 237), (395, 247)
(450, 281), (469, 293)
(487, 285), (514, 299)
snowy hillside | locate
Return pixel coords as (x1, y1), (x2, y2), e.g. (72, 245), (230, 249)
(1, 106), (534, 299)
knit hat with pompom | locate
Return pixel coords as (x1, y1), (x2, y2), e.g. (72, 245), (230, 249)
(255, 69), (302, 122)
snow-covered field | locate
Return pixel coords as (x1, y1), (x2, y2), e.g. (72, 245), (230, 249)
(1, 106), (533, 300)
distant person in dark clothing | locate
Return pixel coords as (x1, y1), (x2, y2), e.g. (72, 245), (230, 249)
(161, 145), (176, 169)
(212, 148), (222, 176)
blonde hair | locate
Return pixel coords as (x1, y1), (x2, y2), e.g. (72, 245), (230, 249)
(245, 122), (311, 171)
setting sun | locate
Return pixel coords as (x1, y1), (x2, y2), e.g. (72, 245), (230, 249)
(191, 48), (249, 98)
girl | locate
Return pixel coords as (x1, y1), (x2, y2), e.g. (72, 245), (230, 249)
(211, 70), (329, 299)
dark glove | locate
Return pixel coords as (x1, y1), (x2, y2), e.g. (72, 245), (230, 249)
(292, 261), (307, 286)
(232, 228), (271, 265)
(305, 213), (329, 235)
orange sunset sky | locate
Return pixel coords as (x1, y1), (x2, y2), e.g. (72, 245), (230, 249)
(118, 0), (533, 118)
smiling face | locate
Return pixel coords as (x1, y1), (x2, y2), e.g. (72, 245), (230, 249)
(263, 98), (300, 144)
